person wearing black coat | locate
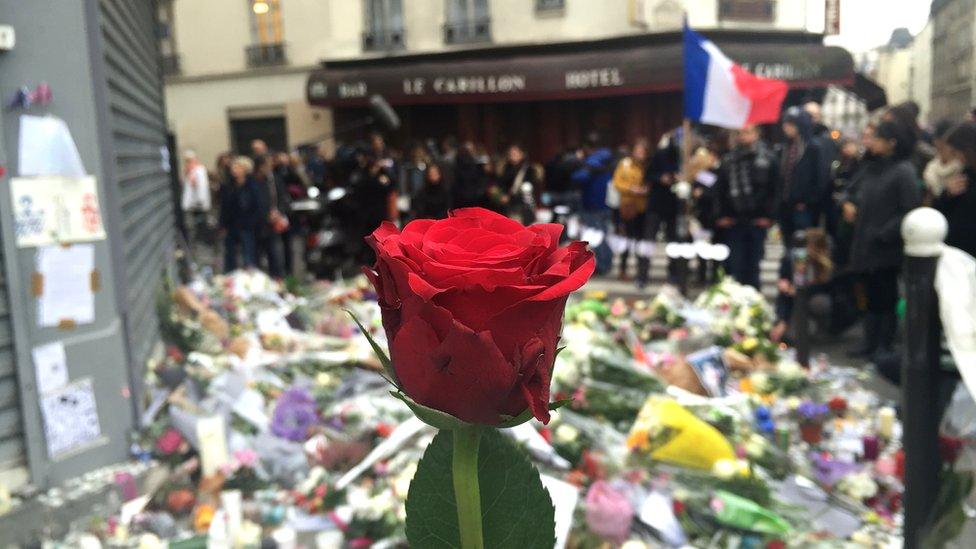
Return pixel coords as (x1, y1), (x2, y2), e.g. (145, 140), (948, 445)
(252, 154), (285, 277)
(714, 125), (779, 289)
(413, 164), (451, 220)
(845, 120), (922, 359)
(452, 142), (489, 209)
(779, 107), (826, 248)
(936, 122), (976, 259)
(219, 157), (261, 271)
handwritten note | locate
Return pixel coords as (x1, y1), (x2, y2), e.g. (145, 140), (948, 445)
(39, 378), (102, 458)
(32, 341), (69, 394)
(10, 176), (105, 247)
(36, 244), (95, 327)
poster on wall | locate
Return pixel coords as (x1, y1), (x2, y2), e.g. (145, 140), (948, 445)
(35, 243), (96, 328)
(11, 176), (106, 247)
(39, 377), (103, 459)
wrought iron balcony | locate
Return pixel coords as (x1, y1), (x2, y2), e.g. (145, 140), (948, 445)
(718, 0), (775, 22)
(246, 43), (287, 68)
(363, 28), (405, 51)
(443, 17), (491, 45)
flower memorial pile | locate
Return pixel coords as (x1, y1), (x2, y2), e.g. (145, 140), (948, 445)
(29, 209), (974, 549)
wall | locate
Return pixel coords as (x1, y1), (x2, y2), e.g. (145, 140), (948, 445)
(930, 0), (976, 121)
(874, 47), (913, 106)
(165, 70), (330, 166)
(910, 21), (933, 126)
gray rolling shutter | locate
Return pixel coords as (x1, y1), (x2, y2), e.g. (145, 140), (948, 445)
(97, 0), (174, 371)
(0, 251), (24, 475)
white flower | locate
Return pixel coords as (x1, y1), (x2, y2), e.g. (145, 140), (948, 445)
(745, 434), (767, 458)
(777, 360), (804, 379)
(712, 458), (738, 479)
(555, 424), (580, 444)
(838, 472), (878, 500)
(750, 372), (771, 393)
(621, 541), (649, 549)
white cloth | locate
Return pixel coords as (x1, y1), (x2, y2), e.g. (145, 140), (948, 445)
(181, 164), (211, 211)
(936, 246), (976, 396)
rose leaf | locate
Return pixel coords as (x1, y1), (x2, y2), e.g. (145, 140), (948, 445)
(406, 429), (556, 549)
(345, 309), (399, 388)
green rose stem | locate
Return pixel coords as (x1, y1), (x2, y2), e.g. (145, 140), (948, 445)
(452, 424), (484, 549)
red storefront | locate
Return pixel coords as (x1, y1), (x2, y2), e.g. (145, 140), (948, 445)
(307, 30), (854, 160)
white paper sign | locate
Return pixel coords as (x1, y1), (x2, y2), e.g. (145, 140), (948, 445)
(39, 378), (102, 458)
(11, 176), (105, 247)
(18, 115), (86, 178)
(36, 244), (95, 327)
(540, 475), (579, 549)
(197, 415), (230, 477)
(32, 341), (68, 394)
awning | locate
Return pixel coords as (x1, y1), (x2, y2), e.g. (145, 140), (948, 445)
(307, 31), (854, 108)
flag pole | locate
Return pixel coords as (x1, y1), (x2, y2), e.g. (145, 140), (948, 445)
(681, 118), (692, 182)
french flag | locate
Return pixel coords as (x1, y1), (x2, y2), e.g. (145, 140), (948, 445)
(683, 24), (788, 129)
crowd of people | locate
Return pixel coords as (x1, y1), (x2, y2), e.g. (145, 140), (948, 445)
(181, 99), (976, 364)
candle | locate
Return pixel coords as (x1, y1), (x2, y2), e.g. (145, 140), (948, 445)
(877, 407), (896, 439)
(862, 435), (880, 461)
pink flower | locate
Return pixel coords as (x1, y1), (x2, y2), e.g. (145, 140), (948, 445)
(584, 481), (633, 544)
(233, 448), (258, 469)
(156, 428), (185, 455)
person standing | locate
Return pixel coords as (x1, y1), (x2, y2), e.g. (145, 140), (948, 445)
(804, 101), (837, 228)
(219, 157), (260, 271)
(612, 139), (649, 282)
(452, 142), (489, 209)
(923, 120), (964, 204)
(845, 120), (922, 359)
(181, 150), (212, 250)
(413, 164), (451, 220)
(250, 138), (269, 159)
(351, 154), (399, 265)
(714, 125), (778, 289)
(252, 154), (285, 277)
(642, 130), (682, 284)
(935, 121), (976, 259)
(572, 134), (616, 275)
(779, 107), (826, 247)
(494, 143), (539, 224)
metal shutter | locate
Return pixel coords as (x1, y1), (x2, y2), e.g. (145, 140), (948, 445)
(97, 0), (174, 372)
(0, 249), (24, 476)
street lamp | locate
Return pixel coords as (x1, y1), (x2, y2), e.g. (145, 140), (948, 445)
(252, 1), (270, 15)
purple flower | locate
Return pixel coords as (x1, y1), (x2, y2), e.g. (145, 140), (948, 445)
(271, 387), (318, 442)
(797, 401), (829, 422)
(811, 453), (861, 487)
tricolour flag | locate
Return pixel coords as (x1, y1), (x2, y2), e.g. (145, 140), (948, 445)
(683, 23), (788, 129)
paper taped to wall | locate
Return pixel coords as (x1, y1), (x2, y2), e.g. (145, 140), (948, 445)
(36, 244), (96, 327)
(11, 176), (106, 247)
(32, 340), (69, 395)
(39, 377), (102, 458)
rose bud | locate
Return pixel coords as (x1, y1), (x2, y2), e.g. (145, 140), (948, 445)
(365, 208), (594, 425)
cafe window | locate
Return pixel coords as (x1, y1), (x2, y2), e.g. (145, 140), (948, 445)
(445, 0), (491, 44)
(157, 0), (180, 75)
(718, 0), (776, 23)
(247, 0), (287, 67)
(364, 0), (405, 51)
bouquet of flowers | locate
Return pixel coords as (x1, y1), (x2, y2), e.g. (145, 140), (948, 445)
(794, 401), (830, 445)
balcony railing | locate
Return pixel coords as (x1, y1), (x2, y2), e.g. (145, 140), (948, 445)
(444, 17), (491, 45)
(161, 54), (181, 76)
(246, 43), (287, 68)
(718, 0), (775, 22)
(363, 28), (405, 51)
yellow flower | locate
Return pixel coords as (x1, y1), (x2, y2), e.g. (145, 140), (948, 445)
(193, 504), (216, 533)
(629, 398), (735, 470)
(741, 337), (759, 352)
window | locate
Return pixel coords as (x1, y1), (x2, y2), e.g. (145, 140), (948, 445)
(444, 0), (490, 44)
(157, 0), (180, 75)
(247, 0), (287, 67)
(718, 0), (775, 23)
(535, 0), (564, 11)
(364, 0), (405, 51)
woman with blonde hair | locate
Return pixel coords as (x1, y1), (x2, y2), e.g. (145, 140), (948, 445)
(219, 156), (261, 271)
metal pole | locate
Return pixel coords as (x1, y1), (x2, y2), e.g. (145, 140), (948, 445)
(900, 207), (947, 548)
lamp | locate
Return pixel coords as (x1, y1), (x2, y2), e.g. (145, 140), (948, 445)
(252, 1), (270, 15)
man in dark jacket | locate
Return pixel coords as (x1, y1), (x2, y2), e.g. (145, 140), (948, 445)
(572, 134), (615, 275)
(779, 107), (826, 247)
(452, 142), (488, 209)
(638, 130), (682, 286)
(714, 125), (778, 289)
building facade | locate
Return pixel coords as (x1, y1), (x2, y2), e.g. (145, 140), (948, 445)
(164, 0), (833, 167)
(910, 21), (933, 125)
(930, 0), (976, 121)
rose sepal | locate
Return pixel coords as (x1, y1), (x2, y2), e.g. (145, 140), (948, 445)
(345, 309), (400, 388)
(497, 399), (573, 429)
(390, 390), (468, 431)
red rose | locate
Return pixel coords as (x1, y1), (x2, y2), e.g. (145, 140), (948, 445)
(939, 435), (964, 464)
(365, 208), (594, 424)
(156, 428), (185, 455)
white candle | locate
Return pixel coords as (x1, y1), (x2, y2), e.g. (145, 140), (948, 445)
(878, 407), (896, 439)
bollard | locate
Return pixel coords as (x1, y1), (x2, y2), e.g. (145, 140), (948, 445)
(900, 207), (948, 548)
(790, 230), (811, 367)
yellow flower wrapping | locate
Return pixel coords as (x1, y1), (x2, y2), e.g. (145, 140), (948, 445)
(629, 398), (735, 470)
